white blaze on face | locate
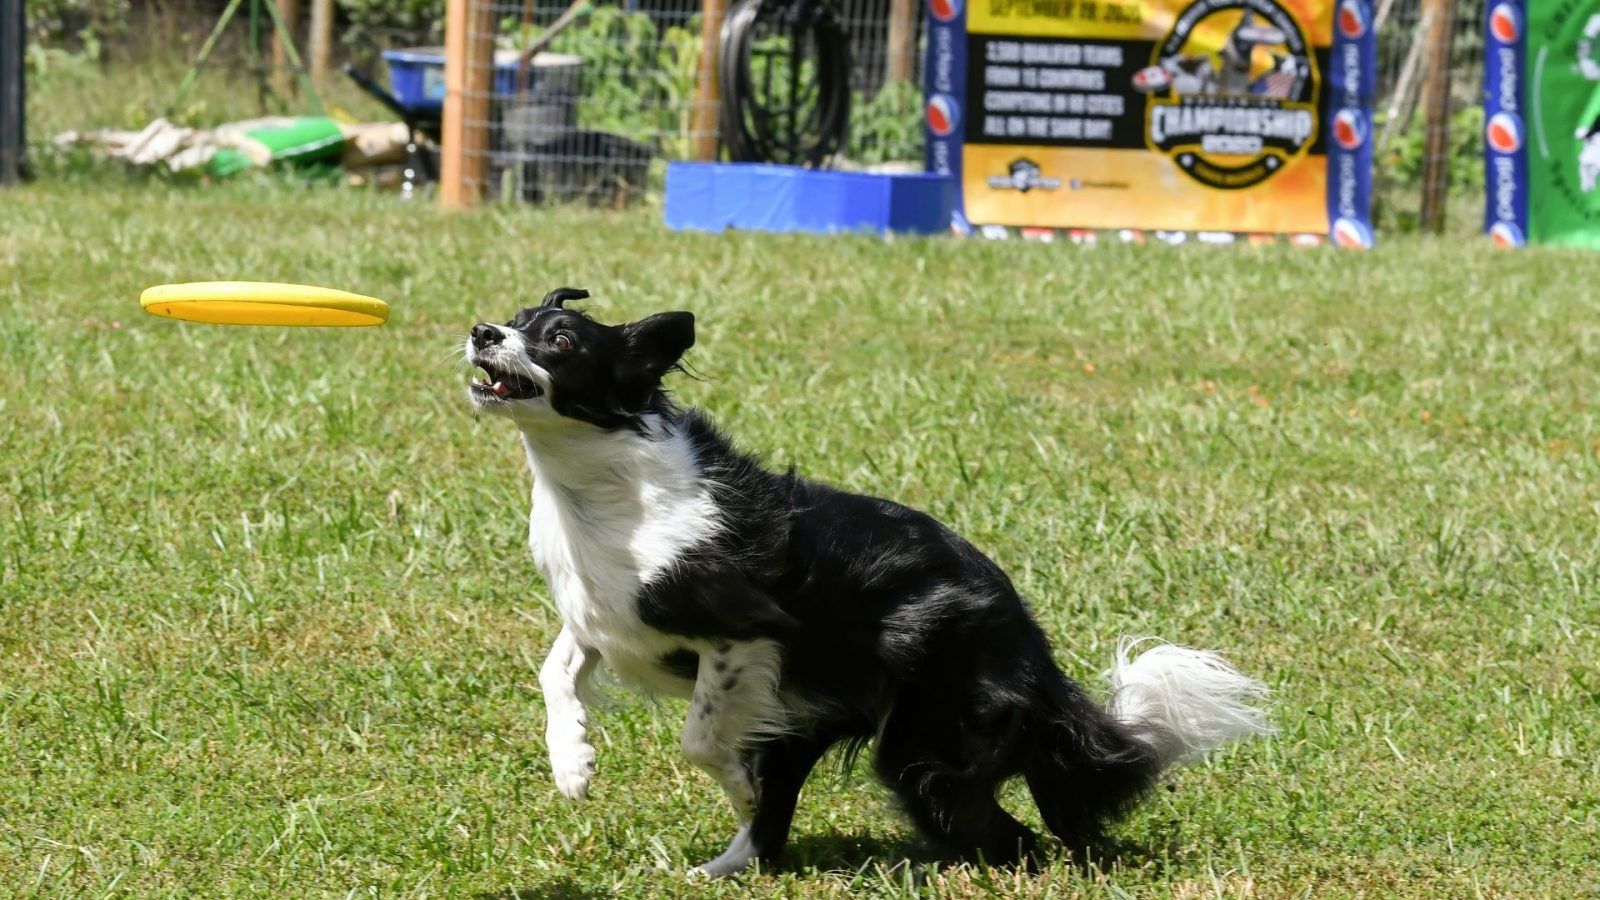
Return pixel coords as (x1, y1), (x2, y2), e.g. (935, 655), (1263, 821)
(465, 325), (556, 417)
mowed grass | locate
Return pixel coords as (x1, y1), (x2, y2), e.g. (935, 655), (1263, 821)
(2, 178), (1599, 898)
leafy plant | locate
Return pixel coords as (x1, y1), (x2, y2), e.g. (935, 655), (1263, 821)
(500, 6), (701, 157)
(339, 0), (445, 49)
(1379, 104), (1485, 191)
(848, 79), (921, 165)
(23, 0), (123, 69)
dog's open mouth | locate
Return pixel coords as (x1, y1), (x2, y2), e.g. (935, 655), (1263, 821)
(471, 363), (544, 401)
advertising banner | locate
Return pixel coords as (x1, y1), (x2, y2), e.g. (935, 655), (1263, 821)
(925, 0), (1378, 245)
(1485, 0), (1600, 248)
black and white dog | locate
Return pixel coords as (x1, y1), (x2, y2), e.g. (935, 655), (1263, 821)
(466, 288), (1270, 878)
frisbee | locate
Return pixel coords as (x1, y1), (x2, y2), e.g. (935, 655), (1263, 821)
(140, 281), (390, 327)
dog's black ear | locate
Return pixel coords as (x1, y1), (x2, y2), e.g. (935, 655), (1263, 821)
(610, 312), (695, 412)
(623, 312), (695, 375)
(541, 287), (589, 309)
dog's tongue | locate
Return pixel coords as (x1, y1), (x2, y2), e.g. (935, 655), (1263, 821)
(493, 381), (508, 397)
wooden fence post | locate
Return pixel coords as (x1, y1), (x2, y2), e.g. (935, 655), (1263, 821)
(1418, 0), (1457, 233)
(691, 0), (726, 161)
(441, 0), (495, 208)
(308, 0), (334, 80)
(887, 0), (916, 83)
(271, 0), (300, 94)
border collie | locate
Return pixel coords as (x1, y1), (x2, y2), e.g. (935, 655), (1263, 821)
(465, 288), (1271, 878)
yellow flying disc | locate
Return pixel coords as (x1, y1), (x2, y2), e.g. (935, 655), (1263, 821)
(140, 282), (390, 327)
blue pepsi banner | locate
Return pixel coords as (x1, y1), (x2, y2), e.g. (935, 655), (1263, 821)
(924, 0), (1378, 245)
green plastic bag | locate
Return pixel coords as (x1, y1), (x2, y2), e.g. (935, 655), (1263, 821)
(207, 117), (346, 178)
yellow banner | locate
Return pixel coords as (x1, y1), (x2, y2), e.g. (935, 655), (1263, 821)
(968, 0), (1332, 45)
(962, 144), (1329, 232)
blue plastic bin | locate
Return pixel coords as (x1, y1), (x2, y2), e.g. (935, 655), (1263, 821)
(664, 163), (955, 236)
(381, 48), (581, 113)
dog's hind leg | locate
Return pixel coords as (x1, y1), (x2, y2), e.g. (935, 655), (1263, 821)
(680, 641), (789, 877)
(872, 692), (1039, 866)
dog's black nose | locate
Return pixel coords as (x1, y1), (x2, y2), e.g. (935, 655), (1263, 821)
(471, 324), (502, 349)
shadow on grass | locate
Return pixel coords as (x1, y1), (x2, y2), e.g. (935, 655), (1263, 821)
(480, 830), (1171, 894)
(779, 829), (930, 874)
(477, 877), (609, 900)
(775, 829), (1174, 880)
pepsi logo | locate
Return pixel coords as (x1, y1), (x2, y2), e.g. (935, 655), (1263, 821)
(929, 0), (962, 22)
(1332, 109), (1366, 150)
(1489, 2), (1520, 43)
(1331, 217), (1373, 249)
(1337, 0), (1367, 38)
(1486, 112), (1523, 153)
(1489, 221), (1524, 247)
(926, 95), (959, 137)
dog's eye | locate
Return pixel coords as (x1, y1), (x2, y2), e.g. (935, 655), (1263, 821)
(553, 333), (575, 352)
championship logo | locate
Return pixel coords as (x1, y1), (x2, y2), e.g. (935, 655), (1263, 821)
(1135, 0), (1318, 190)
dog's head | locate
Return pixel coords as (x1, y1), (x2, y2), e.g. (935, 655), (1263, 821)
(465, 287), (695, 429)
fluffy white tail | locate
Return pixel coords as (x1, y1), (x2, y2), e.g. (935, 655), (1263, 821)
(1107, 637), (1273, 767)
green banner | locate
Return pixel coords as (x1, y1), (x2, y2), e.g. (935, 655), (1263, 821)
(1530, 1), (1600, 247)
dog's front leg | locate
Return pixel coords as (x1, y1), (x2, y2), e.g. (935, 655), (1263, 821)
(539, 626), (601, 800)
(681, 642), (786, 877)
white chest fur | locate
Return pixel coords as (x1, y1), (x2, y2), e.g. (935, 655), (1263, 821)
(521, 417), (720, 693)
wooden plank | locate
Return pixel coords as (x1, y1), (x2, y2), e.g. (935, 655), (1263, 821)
(1418, 0), (1457, 233)
(887, 0), (916, 83)
(691, 0), (727, 161)
(271, 0), (300, 94)
(308, 0), (334, 80)
(441, 0), (495, 207)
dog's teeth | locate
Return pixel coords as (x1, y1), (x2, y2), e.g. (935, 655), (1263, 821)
(493, 381), (507, 397)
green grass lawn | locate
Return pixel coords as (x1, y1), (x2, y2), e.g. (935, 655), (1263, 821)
(2, 176), (1599, 897)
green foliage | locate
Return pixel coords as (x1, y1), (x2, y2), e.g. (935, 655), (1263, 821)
(501, 6), (701, 157)
(1380, 105), (1486, 193)
(338, 0), (445, 48)
(848, 79), (922, 165)
(22, 0), (124, 68)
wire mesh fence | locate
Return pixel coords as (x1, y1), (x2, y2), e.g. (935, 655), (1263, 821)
(438, 0), (926, 204)
(1373, 0), (1487, 228)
